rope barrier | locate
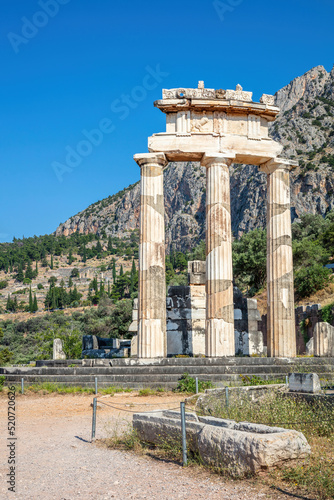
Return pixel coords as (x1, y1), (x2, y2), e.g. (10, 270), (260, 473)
(97, 398), (186, 406)
(96, 399), (184, 414)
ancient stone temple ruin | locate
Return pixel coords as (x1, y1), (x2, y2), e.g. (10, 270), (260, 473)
(134, 82), (298, 359)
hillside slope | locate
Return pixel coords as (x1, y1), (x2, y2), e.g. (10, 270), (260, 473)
(56, 65), (334, 251)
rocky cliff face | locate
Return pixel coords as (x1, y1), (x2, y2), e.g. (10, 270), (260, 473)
(56, 65), (334, 251)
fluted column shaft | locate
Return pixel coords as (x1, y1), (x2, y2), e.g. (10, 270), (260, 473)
(201, 153), (235, 357)
(266, 165), (296, 357)
(134, 153), (167, 358)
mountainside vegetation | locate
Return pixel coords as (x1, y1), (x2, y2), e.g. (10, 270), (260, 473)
(1, 65), (334, 364)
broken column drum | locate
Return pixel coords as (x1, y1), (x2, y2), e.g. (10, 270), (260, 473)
(134, 82), (297, 358)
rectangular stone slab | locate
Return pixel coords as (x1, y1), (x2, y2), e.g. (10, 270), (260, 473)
(133, 410), (310, 476)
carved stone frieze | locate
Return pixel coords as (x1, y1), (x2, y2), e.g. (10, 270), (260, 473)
(162, 88), (216, 99)
(225, 84), (253, 102)
(260, 94), (275, 106)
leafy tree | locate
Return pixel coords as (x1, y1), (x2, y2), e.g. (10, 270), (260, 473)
(232, 229), (267, 294)
(70, 268), (79, 278)
(0, 347), (13, 365)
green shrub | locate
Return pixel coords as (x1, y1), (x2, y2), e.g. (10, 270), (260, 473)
(174, 373), (213, 393)
(0, 375), (5, 390)
(320, 303), (334, 324)
(295, 264), (332, 299)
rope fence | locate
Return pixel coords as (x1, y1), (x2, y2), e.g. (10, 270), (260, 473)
(90, 387), (334, 467)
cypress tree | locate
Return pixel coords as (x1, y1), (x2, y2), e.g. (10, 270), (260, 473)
(50, 254), (54, 270)
(107, 236), (113, 252)
(33, 294), (38, 312)
(29, 287), (33, 312)
(68, 248), (73, 265)
(51, 288), (57, 310)
(120, 265), (124, 276)
(83, 245), (87, 263)
(112, 259), (116, 283)
(35, 261), (38, 276)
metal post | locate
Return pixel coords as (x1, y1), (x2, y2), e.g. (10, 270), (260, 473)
(180, 402), (187, 466)
(91, 397), (97, 441)
(95, 377), (98, 395)
(21, 378), (24, 394)
(225, 386), (229, 408)
(195, 377), (199, 394)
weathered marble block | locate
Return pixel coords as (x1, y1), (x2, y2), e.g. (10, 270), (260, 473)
(289, 373), (322, 394)
(314, 322), (334, 357)
(133, 410), (310, 475)
(53, 338), (66, 360)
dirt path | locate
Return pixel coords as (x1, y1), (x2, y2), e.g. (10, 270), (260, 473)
(0, 392), (286, 500)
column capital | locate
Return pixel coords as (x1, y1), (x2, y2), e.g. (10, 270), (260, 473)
(201, 152), (235, 168)
(134, 152), (168, 168)
(259, 157), (298, 174)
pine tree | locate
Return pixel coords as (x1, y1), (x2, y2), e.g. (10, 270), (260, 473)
(25, 263), (34, 281)
(16, 263), (24, 282)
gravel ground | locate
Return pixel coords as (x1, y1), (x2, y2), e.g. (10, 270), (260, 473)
(0, 392), (288, 500)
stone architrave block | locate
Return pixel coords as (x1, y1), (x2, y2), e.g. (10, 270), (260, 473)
(289, 373), (321, 393)
(53, 338), (66, 360)
(188, 260), (206, 285)
(131, 335), (138, 357)
(133, 410), (310, 476)
(314, 322), (334, 357)
(306, 337), (314, 356)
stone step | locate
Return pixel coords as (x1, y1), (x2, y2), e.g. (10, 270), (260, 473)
(4, 371), (334, 389)
(37, 357), (334, 367)
(3, 363), (334, 377)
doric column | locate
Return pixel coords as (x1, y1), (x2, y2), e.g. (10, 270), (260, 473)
(201, 153), (235, 357)
(261, 158), (297, 357)
(134, 153), (168, 358)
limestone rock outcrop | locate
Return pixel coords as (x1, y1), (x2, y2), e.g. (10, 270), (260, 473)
(56, 65), (334, 251)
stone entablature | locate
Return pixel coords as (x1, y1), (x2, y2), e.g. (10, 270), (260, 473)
(150, 82), (280, 164)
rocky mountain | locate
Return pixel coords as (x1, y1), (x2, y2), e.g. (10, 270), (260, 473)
(56, 65), (334, 251)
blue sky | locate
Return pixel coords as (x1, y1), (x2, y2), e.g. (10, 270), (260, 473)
(1, 0), (333, 242)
